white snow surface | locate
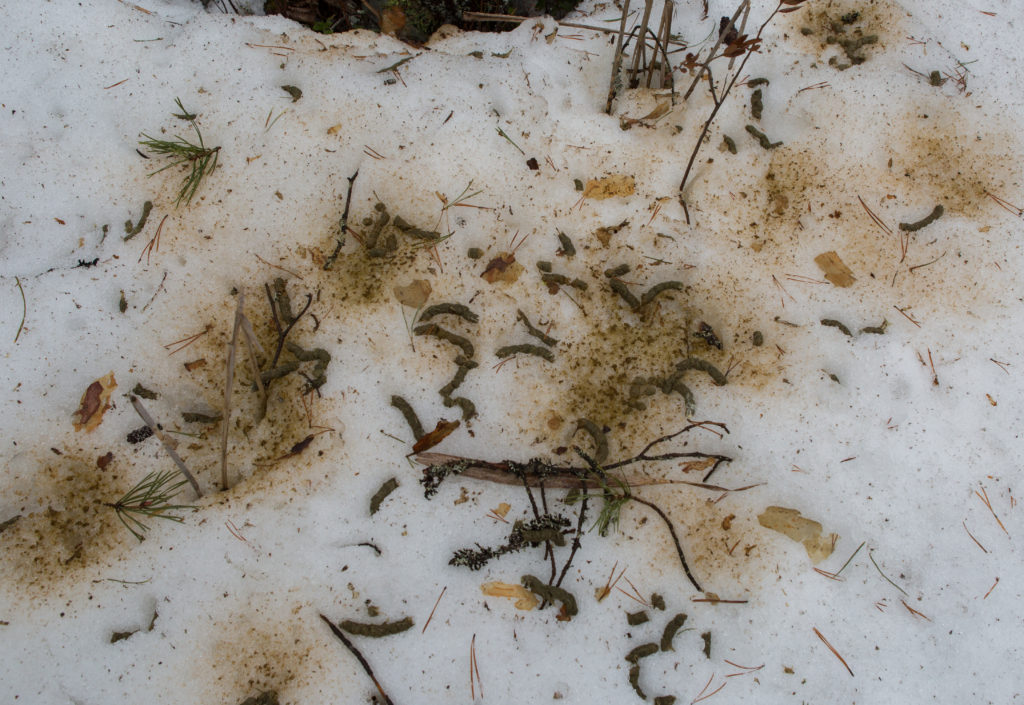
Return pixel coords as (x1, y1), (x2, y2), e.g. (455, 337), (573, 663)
(1, 0), (1022, 703)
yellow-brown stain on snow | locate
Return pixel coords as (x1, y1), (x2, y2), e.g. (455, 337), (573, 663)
(0, 450), (133, 603)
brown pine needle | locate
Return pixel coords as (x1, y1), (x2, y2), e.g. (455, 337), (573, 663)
(13, 276), (26, 343)
(900, 599), (931, 621)
(691, 598), (748, 604)
(724, 660), (763, 673)
(422, 585), (447, 633)
(989, 358), (1010, 374)
(616, 585), (649, 606)
(622, 575), (649, 606)
(139, 214), (168, 265)
(163, 324), (211, 355)
(975, 485), (1009, 536)
(983, 577), (999, 599)
(771, 275), (796, 305)
(893, 306), (922, 328)
(813, 627), (854, 676)
(963, 521), (988, 553)
(985, 191), (1023, 217)
(858, 195), (893, 236)
(469, 633), (483, 699)
(814, 567), (843, 581)
(691, 673), (726, 703)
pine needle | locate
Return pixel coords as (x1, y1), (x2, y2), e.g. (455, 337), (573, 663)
(139, 98), (220, 207)
(108, 469), (194, 541)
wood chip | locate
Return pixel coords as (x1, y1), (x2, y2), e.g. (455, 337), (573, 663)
(814, 251), (856, 287)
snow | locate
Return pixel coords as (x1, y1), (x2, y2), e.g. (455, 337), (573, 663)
(1, 0), (1021, 703)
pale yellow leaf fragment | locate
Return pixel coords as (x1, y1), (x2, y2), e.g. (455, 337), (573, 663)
(814, 251), (856, 287)
(583, 174), (635, 200)
(327, 124), (343, 135)
(491, 502), (511, 519)
(481, 581), (539, 610)
(758, 505), (837, 564)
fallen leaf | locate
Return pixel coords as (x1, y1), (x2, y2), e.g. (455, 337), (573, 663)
(481, 581), (539, 610)
(184, 358), (206, 372)
(621, 101), (671, 129)
(758, 506), (836, 563)
(814, 251), (856, 287)
(327, 124), (343, 135)
(680, 457), (718, 474)
(72, 372), (117, 432)
(393, 279), (432, 308)
(583, 174), (635, 200)
(481, 252), (523, 284)
(491, 502), (511, 519)
(412, 419), (460, 454)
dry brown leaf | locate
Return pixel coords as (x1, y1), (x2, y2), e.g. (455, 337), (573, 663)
(412, 419), (460, 454)
(481, 253), (523, 284)
(327, 124), (343, 135)
(594, 220), (628, 247)
(621, 102), (671, 129)
(491, 502), (511, 519)
(72, 372), (116, 432)
(757, 506), (837, 564)
(583, 174), (635, 200)
(814, 251), (856, 287)
(481, 581), (539, 610)
(393, 279), (432, 308)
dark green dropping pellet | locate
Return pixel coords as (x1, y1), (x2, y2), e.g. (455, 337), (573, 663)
(370, 477), (399, 515)
(723, 135), (737, 154)
(752, 330), (764, 346)
(651, 593), (665, 610)
(899, 204), (944, 232)
(339, 616), (414, 637)
(625, 642), (658, 663)
(820, 319), (853, 337)
(627, 610), (649, 626)
(467, 247), (484, 259)
(660, 613), (688, 651)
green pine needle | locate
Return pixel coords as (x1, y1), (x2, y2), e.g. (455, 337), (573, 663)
(139, 98), (220, 207)
(109, 469), (194, 541)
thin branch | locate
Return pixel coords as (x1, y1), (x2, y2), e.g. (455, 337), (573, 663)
(129, 396), (202, 496)
(632, 496), (702, 591)
(320, 614), (396, 705)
